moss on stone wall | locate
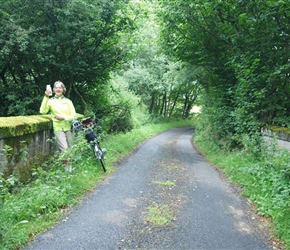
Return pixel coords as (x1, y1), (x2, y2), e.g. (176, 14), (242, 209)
(263, 125), (290, 142)
(0, 113), (84, 139)
(264, 125), (290, 135)
(0, 115), (52, 139)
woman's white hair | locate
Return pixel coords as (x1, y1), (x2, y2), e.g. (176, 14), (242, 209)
(53, 80), (66, 93)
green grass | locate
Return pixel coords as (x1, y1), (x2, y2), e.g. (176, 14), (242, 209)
(152, 180), (176, 187)
(146, 202), (175, 227)
(0, 119), (194, 250)
(194, 134), (290, 249)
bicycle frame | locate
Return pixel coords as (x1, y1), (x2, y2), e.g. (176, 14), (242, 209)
(77, 117), (107, 172)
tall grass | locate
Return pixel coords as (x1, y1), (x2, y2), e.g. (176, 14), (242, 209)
(0, 119), (193, 250)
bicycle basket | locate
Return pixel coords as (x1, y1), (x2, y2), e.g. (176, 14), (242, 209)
(85, 131), (97, 142)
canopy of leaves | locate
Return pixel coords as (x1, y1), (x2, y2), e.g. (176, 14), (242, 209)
(157, 0), (290, 142)
(115, 0), (200, 119)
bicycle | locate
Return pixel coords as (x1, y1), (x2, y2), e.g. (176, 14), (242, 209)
(72, 117), (107, 172)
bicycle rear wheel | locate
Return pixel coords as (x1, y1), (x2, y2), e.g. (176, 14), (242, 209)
(93, 143), (106, 172)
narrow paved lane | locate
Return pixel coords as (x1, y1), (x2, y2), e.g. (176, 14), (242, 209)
(25, 126), (275, 250)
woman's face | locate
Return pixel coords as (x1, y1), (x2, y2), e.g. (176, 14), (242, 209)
(54, 83), (64, 97)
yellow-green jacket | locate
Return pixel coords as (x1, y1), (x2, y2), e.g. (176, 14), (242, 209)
(40, 96), (76, 132)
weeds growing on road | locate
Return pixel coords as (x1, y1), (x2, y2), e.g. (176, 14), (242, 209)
(146, 202), (175, 227)
(152, 180), (176, 187)
(194, 132), (290, 249)
(0, 119), (193, 250)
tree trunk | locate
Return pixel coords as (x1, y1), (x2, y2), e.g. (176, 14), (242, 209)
(149, 92), (155, 114)
(160, 93), (166, 116)
(169, 94), (179, 117)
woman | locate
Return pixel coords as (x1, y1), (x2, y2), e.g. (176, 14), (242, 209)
(40, 81), (76, 152)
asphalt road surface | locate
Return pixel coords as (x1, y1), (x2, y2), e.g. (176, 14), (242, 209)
(25, 126), (276, 250)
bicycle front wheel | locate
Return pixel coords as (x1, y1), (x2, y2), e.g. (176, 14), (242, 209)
(94, 143), (106, 172)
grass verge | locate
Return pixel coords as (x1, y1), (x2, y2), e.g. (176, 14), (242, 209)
(0, 119), (193, 250)
(194, 135), (290, 249)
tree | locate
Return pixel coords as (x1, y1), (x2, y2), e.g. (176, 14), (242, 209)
(116, 0), (200, 118)
(157, 0), (290, 145)
(0, 0), (135, 116)
(163, 61), (200, 118)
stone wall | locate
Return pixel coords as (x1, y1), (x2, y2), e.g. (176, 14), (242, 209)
(0, 115), (58, 180)
(262, 128), (290, 151)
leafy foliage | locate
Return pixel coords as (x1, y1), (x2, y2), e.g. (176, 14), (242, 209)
(0, 0), (135, 116)
(157, 0), (290, 145)
(116, 1), (200, 118)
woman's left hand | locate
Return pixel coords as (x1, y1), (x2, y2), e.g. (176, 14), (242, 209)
(54, 114), (65, 120)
